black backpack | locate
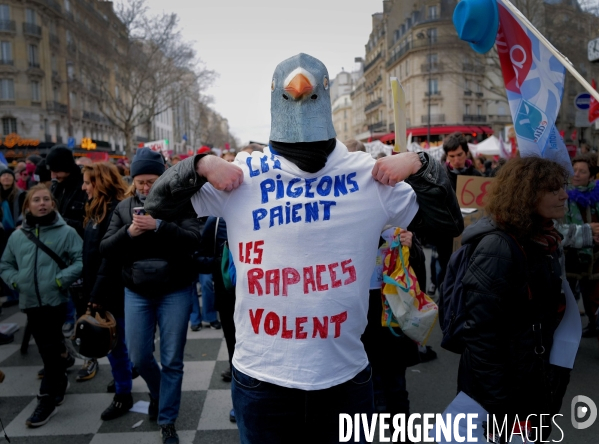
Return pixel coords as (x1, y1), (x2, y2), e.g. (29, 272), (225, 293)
(439, 230), (526, 353)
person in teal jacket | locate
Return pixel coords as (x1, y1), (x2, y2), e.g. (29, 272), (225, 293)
(0, 184), (82, 428)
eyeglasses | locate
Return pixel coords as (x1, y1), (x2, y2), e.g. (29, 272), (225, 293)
(134, 179), (156, 188)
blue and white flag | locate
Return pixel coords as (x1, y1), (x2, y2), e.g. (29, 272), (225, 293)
(495, 1), (573, 175)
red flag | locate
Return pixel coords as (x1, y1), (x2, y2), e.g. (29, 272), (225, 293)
(590, 79), (599, 124)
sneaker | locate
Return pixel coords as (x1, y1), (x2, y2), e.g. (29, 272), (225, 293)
(107, 379), (115, 393)
(101, 393), (133, 421)
(62, 322), (75, 339)
(419, 345), (438, 363)
(39, 379), (70, 406)
(209, 320), (222, 329)
(160, 424), (179, 444)
(428, 284), (436, 296)
(190, 324), (202, 332)
(26, 399), (57, 428)
(229, 408), (236, 423)
(221, 368), (232, 382)
(76, 359), (98, 381)
(148, 395), (159, 422)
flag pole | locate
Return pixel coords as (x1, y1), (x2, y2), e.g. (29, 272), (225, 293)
(497, 0), (599, 103)
(390, 77), (407, 153)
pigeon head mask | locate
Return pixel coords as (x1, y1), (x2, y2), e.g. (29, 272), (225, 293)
(270, 53), (337, 143)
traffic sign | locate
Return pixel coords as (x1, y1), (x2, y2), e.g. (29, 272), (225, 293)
(67, 137), (75, 148)
(589, 37), (599, 62)
(575, 93), (591, 110)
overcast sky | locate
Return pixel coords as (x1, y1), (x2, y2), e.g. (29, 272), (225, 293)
(143, 0), (384, 147)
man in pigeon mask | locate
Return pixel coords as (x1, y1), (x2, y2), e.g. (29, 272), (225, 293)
(145, 53), (462, 443)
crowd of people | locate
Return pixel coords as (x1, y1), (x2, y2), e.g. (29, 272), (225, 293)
(0, 52), (589, 444)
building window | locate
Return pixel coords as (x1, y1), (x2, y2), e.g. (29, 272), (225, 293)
(0, 79), (14, 99)
(66, 30), (72, 44)
(28, 44), (38, 67)
(429, 79), (438, 94)
(65, 0), (70, 11)
(51, 55), (57, 72)
(464, 78), (470, 90)
(0, 4), (9, 21)
(498, 105), (506, 115)
(0, 41), (10, 63)
(31, 81), (40, 102)
(477, 105), (482, 116)
(465, 104), (470, 115)
(2, 117), (16, 135)
(429, 28), (437, 43)
(70, 91), (76, 108)
(476, 82), (482, 93)
(67, 63), (74, 79)
(53, 87), (59, 101)
(429, 5), (438, 19)
(25, 8), (36, 25)
(427, 53), (438, 64)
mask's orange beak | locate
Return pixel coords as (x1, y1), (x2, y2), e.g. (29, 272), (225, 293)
(284, 73), (313, 100)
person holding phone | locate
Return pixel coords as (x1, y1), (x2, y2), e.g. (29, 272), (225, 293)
(100, 148), (202, 444)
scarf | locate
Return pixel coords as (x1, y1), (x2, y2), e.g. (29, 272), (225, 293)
(25, 211), (57, 227)
(269, 138), (336, 173)
(530, 220), (562, 254)
(566, 181), (599, 257)
(446, 158), (474, 174)
(136, 190), (147, 202)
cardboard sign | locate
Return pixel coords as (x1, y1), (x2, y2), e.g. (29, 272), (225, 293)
(456, 175), (495, 210)
(453, 175), (495, 251)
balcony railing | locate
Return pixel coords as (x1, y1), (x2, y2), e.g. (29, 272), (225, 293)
(364, 97), (383, 113)
(464, 90), (472, 96)
(424, 91), (441, 96)
(368, 121), (387, 132)
(47, 101), (68, 114)
(82, 111), (107, 123)
(421, 62), (444, 72)
(363, 52), (382, 73)
(475, 92), (483, 98)
(0, 20), (16, 32)
(463, 114), (487, 122)
(0, 59), (13, 66)
(28, 61), (40, 69)
(46, 0), (62, 13)
(67, 42), (77, 54)
(50, 34), (59, 46)
(463, 63), (485, 74)
(487, 115), (511, 123)
(421, 114), (445, 124)
(23, 23), (42, 37)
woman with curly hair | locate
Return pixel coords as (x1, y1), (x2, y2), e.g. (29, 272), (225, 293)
(79, 162), (134, 420)
(452, 157), (572, 441)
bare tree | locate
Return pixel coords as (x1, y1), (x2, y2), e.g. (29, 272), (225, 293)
(83, 0), (216, 157)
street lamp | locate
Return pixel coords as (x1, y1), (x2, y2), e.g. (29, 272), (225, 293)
(417, 30), (432, 147)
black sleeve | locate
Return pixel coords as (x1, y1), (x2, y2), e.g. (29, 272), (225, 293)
(405, 154), (464, 240)
(460, 234), (517, 416)
(155, 216), (203, 255)
(144, 155), (209, 221)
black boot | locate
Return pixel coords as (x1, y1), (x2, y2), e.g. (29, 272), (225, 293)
(101, 393), (134, 421)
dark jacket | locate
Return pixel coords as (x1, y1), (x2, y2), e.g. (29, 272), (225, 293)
(82, 200), (125, 316)
(444, 162), (482, 191)
(50, 167), (88, 237)
(143, 151), (464, 242)
(457, 217), (570, 429)
(99, 194), (202, 297)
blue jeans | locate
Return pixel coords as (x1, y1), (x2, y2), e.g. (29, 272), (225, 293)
(125, 286), (192, 425)
(190, 274), (217, 325)
(107, 317), (133, 395)
(232, 364), (374, 444)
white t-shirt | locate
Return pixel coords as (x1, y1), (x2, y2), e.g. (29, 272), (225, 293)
(191, 141), (419, 390)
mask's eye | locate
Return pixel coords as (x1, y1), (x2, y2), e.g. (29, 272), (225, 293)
(311, 94), (318, 100)
(271, 79), (275, 92)
(323, 76), (329, 90)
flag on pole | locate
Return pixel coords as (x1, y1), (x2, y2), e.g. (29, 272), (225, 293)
(589, 79), (599, 124)
(390, 77), (407, 153)
(495, 1), (573, 175)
